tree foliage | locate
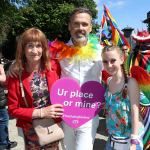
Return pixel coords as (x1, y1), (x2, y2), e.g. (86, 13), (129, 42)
(1, 0), (99, 59)
(0, 0), (17, 44)
(0, 0), (18, 59)
(12, 0), (98, 41)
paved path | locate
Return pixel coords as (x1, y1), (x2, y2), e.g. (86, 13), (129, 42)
(9, 119), (24, 150)
(9, 117), (108, 150)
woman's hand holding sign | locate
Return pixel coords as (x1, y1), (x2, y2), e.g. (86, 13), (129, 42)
(42, 104), (64, 118)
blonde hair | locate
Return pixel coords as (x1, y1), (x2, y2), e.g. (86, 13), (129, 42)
(102, 45), (124, 56)
(15, 27), (50, 71)
(102, 45), (128, 98)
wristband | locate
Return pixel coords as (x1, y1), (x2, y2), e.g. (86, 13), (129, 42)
(130, 139), (140, 145)
(131, 134), (139, 139)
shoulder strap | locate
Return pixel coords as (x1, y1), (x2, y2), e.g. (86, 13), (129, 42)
(19, 70), (29, 107)
(107, 77), (112, 86)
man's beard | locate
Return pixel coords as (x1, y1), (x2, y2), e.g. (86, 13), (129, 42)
(72, 33), (88, 46)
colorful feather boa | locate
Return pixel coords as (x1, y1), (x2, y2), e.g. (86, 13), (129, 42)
(49, 34), (101, 61)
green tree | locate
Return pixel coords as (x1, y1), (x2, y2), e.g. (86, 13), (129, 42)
(0, 0), (18, 59)
(1, 0), (99, 59)
(0, 0), (16, 44)
(12, 0), (98, 41)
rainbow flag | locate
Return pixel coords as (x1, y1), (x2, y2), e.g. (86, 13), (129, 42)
(100, 14), (112, 45)
(103, 5), (118, 28)
(101, 4), (130, 49)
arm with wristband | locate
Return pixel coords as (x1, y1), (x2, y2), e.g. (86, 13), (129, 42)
(128, 78), (141, 149)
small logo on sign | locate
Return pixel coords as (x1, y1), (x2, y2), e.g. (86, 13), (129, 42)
(72, 120), (79, 124)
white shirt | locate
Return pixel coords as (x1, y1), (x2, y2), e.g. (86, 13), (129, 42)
(60, 39), (103, 85)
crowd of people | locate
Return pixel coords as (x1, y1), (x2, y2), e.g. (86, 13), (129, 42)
(0, 7), (149, 150)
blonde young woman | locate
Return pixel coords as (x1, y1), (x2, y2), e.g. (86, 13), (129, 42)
(101, 46), (144, 150)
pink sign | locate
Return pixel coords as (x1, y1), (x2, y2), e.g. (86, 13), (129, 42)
(50, 78), (105, 128)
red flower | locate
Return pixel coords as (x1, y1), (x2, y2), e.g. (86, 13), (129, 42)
(120, 118), (126, 125)
(116, 96), (120, 101)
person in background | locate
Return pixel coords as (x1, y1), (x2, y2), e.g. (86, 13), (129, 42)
(0, 63), (17, 150)
(7, 27), (64, 150)
(0, 58), (17, 150)
(129, 30), (150, 150)
(101, 45), (144, 150)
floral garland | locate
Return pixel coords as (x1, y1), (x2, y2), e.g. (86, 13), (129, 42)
(49, 34), (101, 61)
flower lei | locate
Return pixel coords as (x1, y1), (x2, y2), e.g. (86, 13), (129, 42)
(49, 34), (101, 61)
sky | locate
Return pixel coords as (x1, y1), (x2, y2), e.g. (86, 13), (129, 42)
(94, 0), (150, 33)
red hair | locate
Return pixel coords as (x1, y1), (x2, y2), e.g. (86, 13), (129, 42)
(15, 27), (50, 71)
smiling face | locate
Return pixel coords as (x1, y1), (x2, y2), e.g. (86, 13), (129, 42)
(15, 28), (51, 71)
(102, 48), (124, 76)
(68, 12), (92, 46)
(25, 41), (43, 65)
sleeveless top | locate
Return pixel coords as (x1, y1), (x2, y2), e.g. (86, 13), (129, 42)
(105, 78), (132, 138)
